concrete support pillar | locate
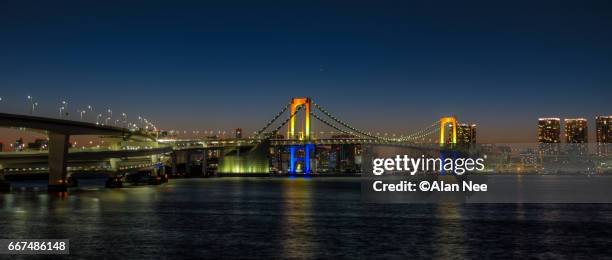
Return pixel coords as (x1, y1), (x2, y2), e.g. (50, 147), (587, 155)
(106, 158), (123, 188)
(150, 155), (159, 176)
(109, 158), (120, 173)
(48, 132), (70, 192)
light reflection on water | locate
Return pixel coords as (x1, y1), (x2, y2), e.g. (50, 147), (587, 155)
(434, 203), (466, 259)
(0, 178), (611, 258)
(281, 178), (315, 259)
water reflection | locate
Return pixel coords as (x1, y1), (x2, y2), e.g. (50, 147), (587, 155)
(0, 178), (610, 258)
(281, 178), (317, 259)
(433, 203), (466, 259)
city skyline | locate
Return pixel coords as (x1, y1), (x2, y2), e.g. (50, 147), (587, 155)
(1, 2), (612, 259)
(1, 1), (611, 143)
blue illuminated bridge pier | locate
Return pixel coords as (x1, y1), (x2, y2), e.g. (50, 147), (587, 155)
(0, 97), (461, 192)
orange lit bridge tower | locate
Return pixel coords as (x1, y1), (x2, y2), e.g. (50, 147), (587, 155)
(439, 116), (457, 145)
(287, 97), (314, 174)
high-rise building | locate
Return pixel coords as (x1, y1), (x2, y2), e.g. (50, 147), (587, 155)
(564, 118), (588, 143)
(596, 116), (611, 143)
(234, 128), (242, 139)
(457, 123), (476, 144)
(538, 118), (560, 143)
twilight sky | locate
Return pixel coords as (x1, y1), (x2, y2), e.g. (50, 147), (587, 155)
(0, 0), (611, 144)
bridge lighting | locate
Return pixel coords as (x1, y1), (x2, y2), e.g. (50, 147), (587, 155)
(121, 113), (127, 126)
(78, 109), (86, 120)
(27, 95), (33, 114)
(60, 101), (69, 118)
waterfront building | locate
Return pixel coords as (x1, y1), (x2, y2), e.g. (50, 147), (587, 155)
(538, 118), (561, 143)
(457, 123), (476, 144)
(564, 118), (588, 143)
(596, 116), (612, 156)
(596, 116), (611, 143)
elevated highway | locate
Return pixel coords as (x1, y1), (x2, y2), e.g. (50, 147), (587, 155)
(0, 112), (161, 191)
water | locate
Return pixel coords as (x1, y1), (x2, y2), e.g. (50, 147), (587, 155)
(1, 177), (612, 259)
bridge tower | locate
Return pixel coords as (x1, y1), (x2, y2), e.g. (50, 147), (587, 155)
(288, 97), (311, 140)
(439, 116), (458, 145)
(287, 97), (314, 174)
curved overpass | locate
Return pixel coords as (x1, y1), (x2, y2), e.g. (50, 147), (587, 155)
(0, 112), (158, 191)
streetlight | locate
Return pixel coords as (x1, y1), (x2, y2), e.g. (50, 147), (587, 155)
(61, 100), (68, 118)
(27, 95), (33, 114)
(96, 114), (102, 124)
(78, 109), (86, 120)
(87, 105), (93, 122)
(59, 106), (65, 117)
(32, 102), (38, 114)
(122, 113), (127, 127)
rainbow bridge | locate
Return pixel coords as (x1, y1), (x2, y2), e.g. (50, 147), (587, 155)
(0, 97), (473, 191)
(167, 97), (472, 175)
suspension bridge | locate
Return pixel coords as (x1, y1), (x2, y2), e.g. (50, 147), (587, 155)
(168, 97), (469, 175)
(252, 97), (453, 143)
(0, 97), (472, 190)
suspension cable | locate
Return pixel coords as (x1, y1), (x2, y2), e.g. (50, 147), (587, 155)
(254, 102), (291, 138)
(268, 106), (304, 137)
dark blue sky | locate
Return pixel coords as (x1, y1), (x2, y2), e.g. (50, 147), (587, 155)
(1, 0), (611, 142)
